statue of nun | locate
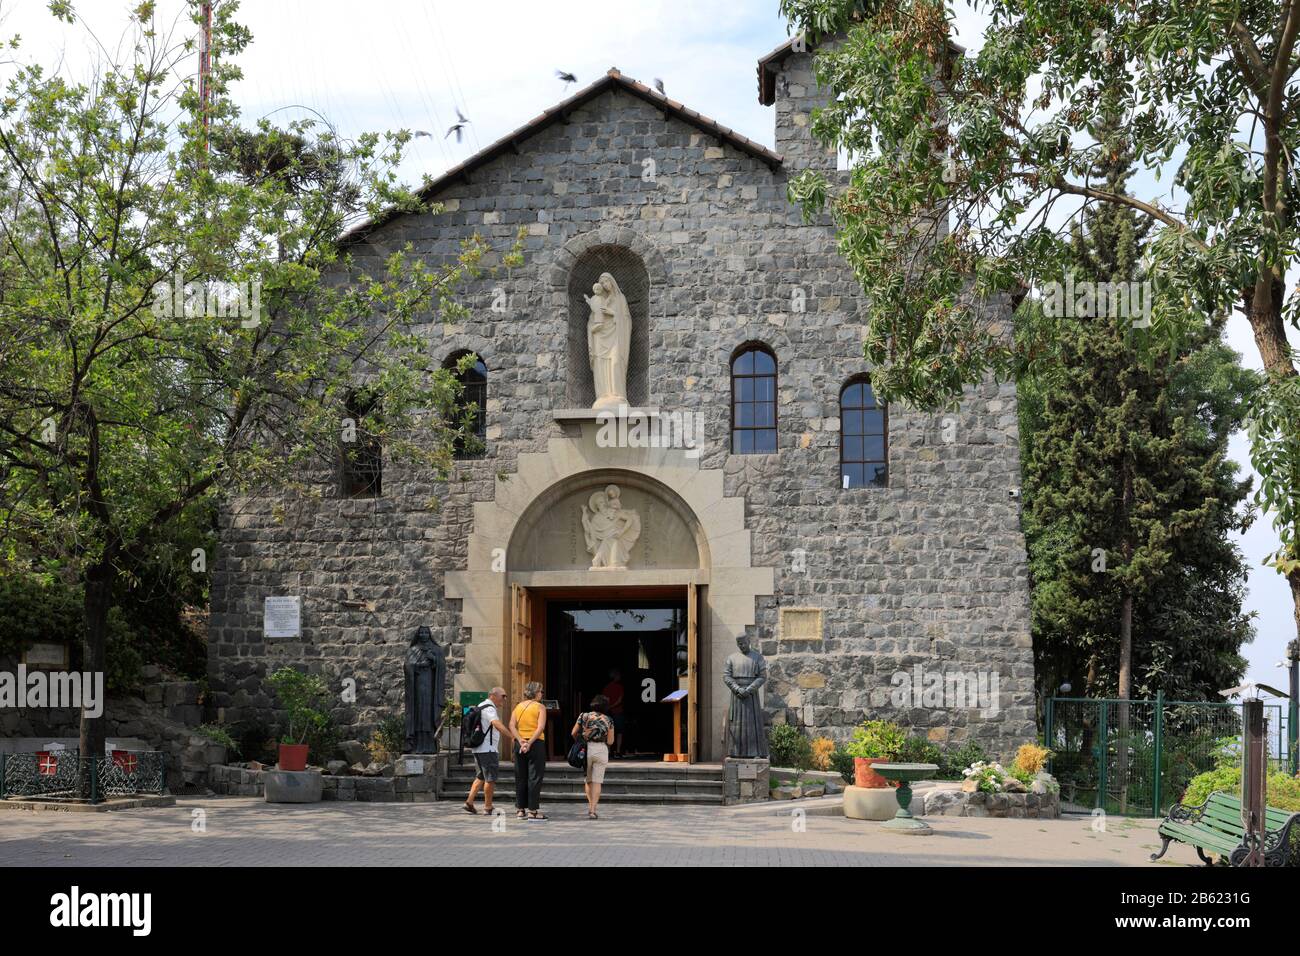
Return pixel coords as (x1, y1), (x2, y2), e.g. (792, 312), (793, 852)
(403, 625), (445, 754)
(723, 633), (769, 758)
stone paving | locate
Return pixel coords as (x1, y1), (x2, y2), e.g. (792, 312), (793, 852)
(0, 797), (1203, 866)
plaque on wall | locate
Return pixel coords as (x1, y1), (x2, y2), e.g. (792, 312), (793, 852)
(264, 596), (302, 639)
(23, 642), (69, 669)
(778, 607), (823, 642)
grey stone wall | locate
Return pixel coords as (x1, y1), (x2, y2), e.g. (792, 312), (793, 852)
(209, 56), (1037, 759)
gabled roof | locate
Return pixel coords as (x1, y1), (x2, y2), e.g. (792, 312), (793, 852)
(343, 69), (783, 245)
(757, 32), (966, 105)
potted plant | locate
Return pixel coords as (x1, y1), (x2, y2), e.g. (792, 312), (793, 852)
(267, 668), (330, 772)
(844, 719), (906, 788)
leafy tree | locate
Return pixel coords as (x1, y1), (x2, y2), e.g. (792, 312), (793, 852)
(1020, 107), (1256, 703)
(780, 0), (1300, 646)
(0, 2), (516, 770)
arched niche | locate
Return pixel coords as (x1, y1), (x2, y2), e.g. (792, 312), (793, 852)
(566, 245), (650, 407)
(507, 469), (707, 572)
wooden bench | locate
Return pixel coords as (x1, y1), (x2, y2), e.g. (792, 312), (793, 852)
(1151, 790), (1299, 867)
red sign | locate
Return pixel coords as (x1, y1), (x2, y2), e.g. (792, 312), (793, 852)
(36, 751), (57, 776)
(112, 750), (138, 773)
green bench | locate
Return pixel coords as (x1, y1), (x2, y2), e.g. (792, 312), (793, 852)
(1151, 790), (1299, 867)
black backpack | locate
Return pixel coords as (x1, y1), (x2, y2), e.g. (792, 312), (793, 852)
(462, 703), (492, 749)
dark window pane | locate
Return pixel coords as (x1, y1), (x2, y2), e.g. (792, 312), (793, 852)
(843, 436), (864, 461)
(843, 409), (864, 435)
(754, 376), (775, 402)
(734, 350), (754, 374)
(843, 383), (864, 406)
(868, 463), (888, 487)
(842, 464), (865, 488)
(736, 377), (754, 402)
(859, 383), (878, 409)
(864, 436), (886, 461)
(753, 403), (775, 427)
(753, 350), (775, 374)
(754, 429), (777, 453)
(735, 403), (754, 427)
(734, 429), (753, 453)
(862, 409), (885, 435)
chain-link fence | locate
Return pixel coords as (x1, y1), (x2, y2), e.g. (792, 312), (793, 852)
(1045, 694), (1289, 817)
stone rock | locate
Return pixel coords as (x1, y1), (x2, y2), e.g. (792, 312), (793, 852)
(801, 784), (826, 798)
(326, 760), (349, 776)
(338, 740), (370, 766)
(1030, 772), (1056, 795)
(771, 785), (799, 800)
(1003, 777), (1028, 793)
(960, 777), (979, 793)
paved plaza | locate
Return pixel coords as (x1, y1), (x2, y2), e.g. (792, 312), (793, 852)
(0, 797), (1201, 867)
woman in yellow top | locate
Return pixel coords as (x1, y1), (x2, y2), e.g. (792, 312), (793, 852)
(508, 682), (548, 820)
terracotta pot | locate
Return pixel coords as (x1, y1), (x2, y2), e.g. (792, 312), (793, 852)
(853, 756), (893, 789)
(278, 743), (309, 772)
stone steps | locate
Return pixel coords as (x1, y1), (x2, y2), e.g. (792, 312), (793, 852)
(443, 762), (725, 804)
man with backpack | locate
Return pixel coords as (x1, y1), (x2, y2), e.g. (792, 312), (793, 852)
(463, 686), (512, 814)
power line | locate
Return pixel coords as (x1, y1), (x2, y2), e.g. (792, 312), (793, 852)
(423, 1), (481, 151)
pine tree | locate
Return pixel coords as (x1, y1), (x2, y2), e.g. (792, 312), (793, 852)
(1019, 110), (1256, 706)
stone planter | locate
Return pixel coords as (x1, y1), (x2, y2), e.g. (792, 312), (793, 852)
(264, 769), (323, 803)
(918, 781), (1061, 819)
(843, 784), (899, 820)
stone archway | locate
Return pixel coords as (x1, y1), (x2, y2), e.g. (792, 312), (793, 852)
(445, 422), (774, 760)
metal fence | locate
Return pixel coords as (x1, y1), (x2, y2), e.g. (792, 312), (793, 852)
(1044, 694), (1289, 818)
(0, 750), (166, 804)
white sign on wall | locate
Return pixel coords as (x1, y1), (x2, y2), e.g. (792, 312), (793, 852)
(264, 596), (302, 638)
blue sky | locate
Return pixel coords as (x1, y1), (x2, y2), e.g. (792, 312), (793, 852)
(5, 0), (1295, 690)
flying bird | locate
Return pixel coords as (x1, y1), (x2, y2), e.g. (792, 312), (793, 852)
(445, 108), (469, 143)
(654, 78), (665, 96)
(557, 69), (577, 87)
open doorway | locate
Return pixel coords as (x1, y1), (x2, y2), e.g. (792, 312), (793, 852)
(545, 598), (688, 760)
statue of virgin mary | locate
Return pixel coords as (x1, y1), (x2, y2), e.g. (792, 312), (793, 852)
(585, 272), (632, 411)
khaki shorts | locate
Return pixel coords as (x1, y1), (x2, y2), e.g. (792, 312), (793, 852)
(585, 741), (610, 784)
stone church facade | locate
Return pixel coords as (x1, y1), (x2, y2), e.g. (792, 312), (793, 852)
(209, 39), (1037, 762)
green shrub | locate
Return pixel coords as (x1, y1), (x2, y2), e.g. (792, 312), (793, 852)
(828, 748), (855, 783)
(267, 667), (335, 763)
(898, 735), (942, 766)
(844, 720), (906, 759)
(1182, 765), (1300, 813)
(196, 723), (240, 755)
(369, 714), (406, 763)
(767, 723), (813, 770)
(940, 740), (990, 780)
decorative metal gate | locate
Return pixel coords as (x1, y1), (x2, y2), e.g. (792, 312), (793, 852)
(0, 750), (166, 803)
(1044, 693), (1289, 817)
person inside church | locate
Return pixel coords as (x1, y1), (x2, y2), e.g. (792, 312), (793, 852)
(600, 668), (626, 756)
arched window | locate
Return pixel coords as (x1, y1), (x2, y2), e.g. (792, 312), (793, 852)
(444, 350), (487, 459)
(731, 344), (777, 454)
(840, 377), (887, 488)
(340, 388), (382, 498)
